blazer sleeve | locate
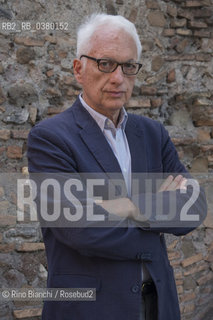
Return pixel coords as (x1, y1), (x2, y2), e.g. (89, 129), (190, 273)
(131, 124), (207, 235)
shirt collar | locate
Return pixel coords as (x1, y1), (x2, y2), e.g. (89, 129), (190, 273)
(79, 93), (128, 132)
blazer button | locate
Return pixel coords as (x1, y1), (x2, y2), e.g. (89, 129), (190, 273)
(136, 253), (141, 260)
(131, 284), (140, 293)
(136, 252), (152, 262)
(140, 252), (152, 262)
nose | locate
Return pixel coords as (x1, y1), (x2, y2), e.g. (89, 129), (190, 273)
(109, 65), (125, 84)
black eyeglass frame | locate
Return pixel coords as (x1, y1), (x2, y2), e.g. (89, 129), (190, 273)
(80, 54), (142, 75)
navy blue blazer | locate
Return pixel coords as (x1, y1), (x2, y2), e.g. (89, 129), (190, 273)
(27, 97), (207, 320)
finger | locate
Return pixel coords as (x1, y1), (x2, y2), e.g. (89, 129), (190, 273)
(167, 175), (185, 191)
(166, 175), (182, 190)
(177, 178), (187, 190)
(158, 175), (174, 192)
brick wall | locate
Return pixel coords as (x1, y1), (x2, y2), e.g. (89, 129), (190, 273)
(0, 0), (212, 319)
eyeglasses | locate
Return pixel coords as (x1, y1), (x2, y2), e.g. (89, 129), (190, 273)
(80, 55), (142, 75)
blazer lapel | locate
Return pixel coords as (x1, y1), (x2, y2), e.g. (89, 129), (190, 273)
(80, 129), (122, 174)
(125, 115), (148, 173)
(72, 99), (122, 174)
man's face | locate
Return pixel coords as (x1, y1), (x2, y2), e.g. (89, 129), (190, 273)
(74, 28), (138, 118)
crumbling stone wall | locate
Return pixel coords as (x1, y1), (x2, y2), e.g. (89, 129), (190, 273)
(0, 0), (212, 319)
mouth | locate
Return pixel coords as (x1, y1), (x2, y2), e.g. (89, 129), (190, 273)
(105, 91), (126, 97)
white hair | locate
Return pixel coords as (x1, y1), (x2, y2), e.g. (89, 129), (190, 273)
(76, 13), (142, 60)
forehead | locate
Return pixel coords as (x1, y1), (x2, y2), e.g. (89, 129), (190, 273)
(88, 27), (138, 61)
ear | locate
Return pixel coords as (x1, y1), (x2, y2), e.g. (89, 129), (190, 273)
(73, 58), (84, 84)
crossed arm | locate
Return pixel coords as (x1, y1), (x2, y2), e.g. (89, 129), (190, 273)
(97, 174), (187, 220)
(27, 123), (207, 262)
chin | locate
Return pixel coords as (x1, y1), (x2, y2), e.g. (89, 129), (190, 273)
(108, 102), (124, 109)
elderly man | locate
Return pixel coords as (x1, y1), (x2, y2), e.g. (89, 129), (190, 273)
(27, 13), (206, 320)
